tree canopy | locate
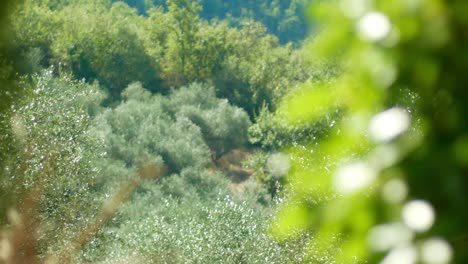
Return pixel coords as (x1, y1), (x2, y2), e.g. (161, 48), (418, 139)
(1, 0), (467, 263)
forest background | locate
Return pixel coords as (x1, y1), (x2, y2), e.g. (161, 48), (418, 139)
(1, 0), (467, 263)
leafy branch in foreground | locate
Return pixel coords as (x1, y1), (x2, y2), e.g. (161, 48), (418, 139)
(273, 0), (468, 263)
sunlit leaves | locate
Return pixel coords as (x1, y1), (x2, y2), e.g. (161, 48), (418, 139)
(279, 84), (342, 125)
(8, 0), (314, 117)
(272, 0), (468, 262)
(93, 82), (250, 176)
(2, 69), (104, 254)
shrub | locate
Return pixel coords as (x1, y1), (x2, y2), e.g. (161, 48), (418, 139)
(165, 83), (251, 156)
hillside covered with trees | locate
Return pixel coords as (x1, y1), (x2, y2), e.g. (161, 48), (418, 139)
(0, 0), (316, 262)
(1, 0), (467, 263)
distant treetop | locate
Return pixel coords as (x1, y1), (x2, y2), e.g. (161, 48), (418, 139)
(115, 0), (312, 44)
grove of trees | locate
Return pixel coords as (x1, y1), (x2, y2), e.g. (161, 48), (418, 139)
(1, 0), (314, 262)
(1, 0), (467, 263)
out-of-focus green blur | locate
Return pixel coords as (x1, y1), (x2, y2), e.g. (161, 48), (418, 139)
(0, 0), (20, 108)
(0, 0), (22, 125)
(273, 0), (468, 263)
(0, 0), (21, 218)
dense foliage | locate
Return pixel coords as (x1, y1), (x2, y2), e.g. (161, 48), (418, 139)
(0, 0), (318, 262)
(77, 81), (307, 263)
(115, 0), (311, 44)
(1, 0), (467, 263)
(1, 70), (104, 255)
(0, 68), (309, 262)
(9, 0), (313, 115)
(93, 82), (251, 177)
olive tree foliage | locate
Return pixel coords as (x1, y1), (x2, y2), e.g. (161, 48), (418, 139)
(91, 82), (251, 180)
(0, 69), (105, 253)
(273, 0), (468, 263)
(0, 69), (286, 262)
(80, 185), (310, 263)
(76, 82), (312, 263)
(0, 71), (282, 262)
(166, 83), (252, 156)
